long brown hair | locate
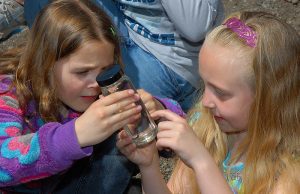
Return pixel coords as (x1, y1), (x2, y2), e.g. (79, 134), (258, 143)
(0, 0), (121, 122)
(169, 11), (300, 194)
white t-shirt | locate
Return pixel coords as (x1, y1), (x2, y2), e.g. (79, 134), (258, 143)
(116, 0), (224, 88)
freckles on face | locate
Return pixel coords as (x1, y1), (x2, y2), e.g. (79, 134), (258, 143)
(198, 41), (255, 132)
(54, 40), (115, 112)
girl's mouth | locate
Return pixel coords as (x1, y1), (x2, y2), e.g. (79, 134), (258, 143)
(81, 96), (97, 101)
(214, 115), (224, 121)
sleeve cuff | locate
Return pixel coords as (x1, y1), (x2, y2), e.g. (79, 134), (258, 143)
(154, 97), (186, 117)
(50, 119), (93, 165)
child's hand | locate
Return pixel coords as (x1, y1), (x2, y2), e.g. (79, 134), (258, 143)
(151, 110), (204, 169)
(75, 89), (142, 147)
(137, 89), (165, 113)
(116, 130), (157, 168)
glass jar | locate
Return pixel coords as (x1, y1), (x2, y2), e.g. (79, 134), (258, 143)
(96, 64), (157, 146)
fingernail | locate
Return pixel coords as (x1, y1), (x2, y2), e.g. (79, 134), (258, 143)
(128, 89), (134, 94)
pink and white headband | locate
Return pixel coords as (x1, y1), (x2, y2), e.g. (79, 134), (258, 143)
(223, 17), (257, 47)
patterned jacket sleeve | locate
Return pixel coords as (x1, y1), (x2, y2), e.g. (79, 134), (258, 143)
(155, 97), (186, 117)
(0, 88), (92, 186)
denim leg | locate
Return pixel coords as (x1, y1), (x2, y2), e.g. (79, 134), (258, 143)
(24, 0), (128, 40)
(174, 73), (201, 112)
(52, 134), (137, 194)
(93, 0), (129, 39)
(122, 41), (199, 112)
(24, 0), (50, 27)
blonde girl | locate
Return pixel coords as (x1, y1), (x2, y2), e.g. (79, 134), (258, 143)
(117, 11), (300, 194)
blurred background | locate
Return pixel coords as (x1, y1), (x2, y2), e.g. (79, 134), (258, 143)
(0, 0), (299, 52)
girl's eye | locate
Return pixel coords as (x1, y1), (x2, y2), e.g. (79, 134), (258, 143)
(213, 86), (229, 97)
(214, 88), (232, 101)
(76, 70), (89, 75)
(215, 88), (226, 96)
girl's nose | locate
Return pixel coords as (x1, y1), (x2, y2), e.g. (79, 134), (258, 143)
(89, 80), (100, 88)
(201, 89), (215, 109)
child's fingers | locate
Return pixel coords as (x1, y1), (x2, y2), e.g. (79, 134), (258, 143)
(145, 100), (157, 113)
(111, 104), (141, 121)
(101, 90), (137, 106)
(137, 89), (158, 112)
(155, 123), (188, 152)
(157, 120), (189, 133)
(123, 103), (137, 110)
(125, 143), (137, 155)
(151, 109), (186, 123)
(156, 137), (175, 152)
(156, 121), (179, 134)
(104, 96), (140, 117)
(93, 93), (139, 118)
(116, 136), (136, 156)
(137, 89), (151, 101)
(117, 131), (132, 146)
(110, 108), (141, 131)
(118, 130), (128, 139)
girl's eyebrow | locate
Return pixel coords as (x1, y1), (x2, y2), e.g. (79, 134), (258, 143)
(102, 63), (115, 71)
(74, 65), (94, 69)
(73, 63), (114, 71)
(207, 81), (230, 93)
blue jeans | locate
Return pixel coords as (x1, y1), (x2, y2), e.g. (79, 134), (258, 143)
(51, 134), (138, 194)
(24, 0), (199, 112)
(1, 134), (138, 194)
(122, 40), (199, 111)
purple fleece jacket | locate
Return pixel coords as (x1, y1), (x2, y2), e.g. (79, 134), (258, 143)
(0, 75), (184, 187)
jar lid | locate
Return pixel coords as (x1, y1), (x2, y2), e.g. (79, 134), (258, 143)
(96, 64), (122, 86)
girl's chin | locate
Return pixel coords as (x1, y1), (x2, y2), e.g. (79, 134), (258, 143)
(81, 96), (97, 101)
(72, 102), (93, 112)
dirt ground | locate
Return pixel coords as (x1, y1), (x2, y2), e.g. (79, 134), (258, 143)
(223, 0), (299, 32)
(0, 0), (299, 181)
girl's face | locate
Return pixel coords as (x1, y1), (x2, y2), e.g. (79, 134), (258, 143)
(54, 40), (114, 112)
(199, 41), (255, 133)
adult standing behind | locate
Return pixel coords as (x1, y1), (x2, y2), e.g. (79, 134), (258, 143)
(24, 0), (224, 112)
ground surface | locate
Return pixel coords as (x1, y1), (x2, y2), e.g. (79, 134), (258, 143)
(0, 0), (299, 181)
(223, 0), (299, 33)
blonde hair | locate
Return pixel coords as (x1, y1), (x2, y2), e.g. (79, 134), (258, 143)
(0, 0), (121, 122)
(169, 11), (300, 194)
(168, 104), (227, 194)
